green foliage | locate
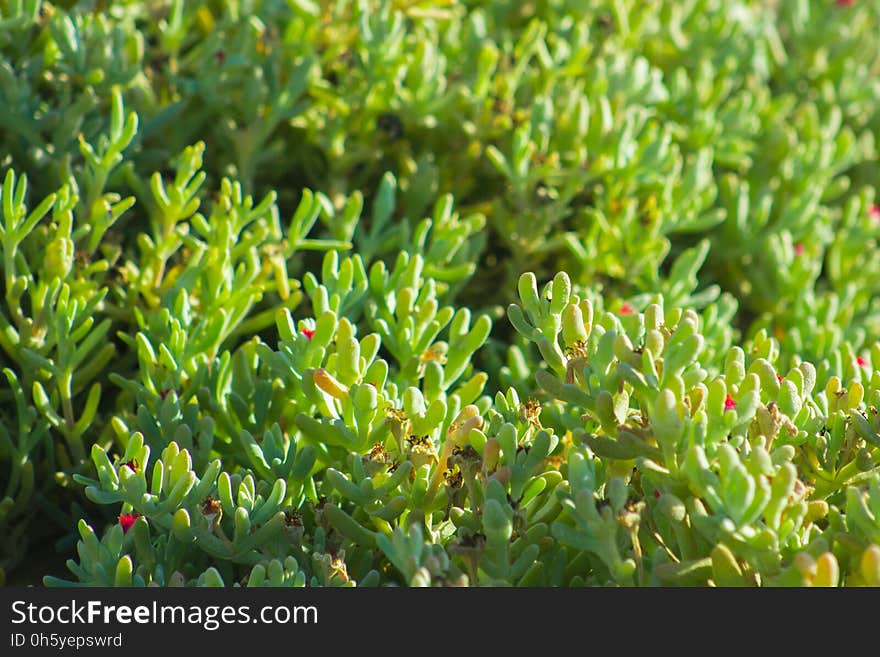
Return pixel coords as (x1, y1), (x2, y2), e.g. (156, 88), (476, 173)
(0, 0), (879, 587)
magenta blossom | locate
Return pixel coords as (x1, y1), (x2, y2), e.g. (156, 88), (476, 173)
(119, 513), (140, 534)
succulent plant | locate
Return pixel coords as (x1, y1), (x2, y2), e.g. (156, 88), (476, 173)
(0, 0), (879, 587)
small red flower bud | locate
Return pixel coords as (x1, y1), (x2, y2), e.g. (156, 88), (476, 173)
(724, 394), (736, 412)
(119, 513), (140, 534)
(120, 458), (139, 473)
(794, 244), (805, 256)
(835, 0), (854, 6)
(619, 302), (635, 315)
(653, 490), (661, 499)
(302, 328), (316, 340)
(857, 356), (868, 366)
(870, 205), (880, 221)
(776, 374), (783, 383)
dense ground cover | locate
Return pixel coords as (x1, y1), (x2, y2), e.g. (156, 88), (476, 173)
(1, 0), (880, 586)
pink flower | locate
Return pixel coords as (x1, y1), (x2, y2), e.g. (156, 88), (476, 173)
(653, 490), (661, 499)
(619, 302), (635, 315)
(302, 328), (315, 340)
(724, 394), (737, 412)
(870, 205), (880, 221)
(776, 374), (783, 383)
(794, 244), (805, 256)
(858, 356), (868, 366)
(119, 513), (140, 534)
(835, 0), (854, 6)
